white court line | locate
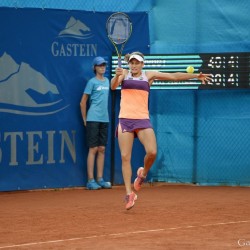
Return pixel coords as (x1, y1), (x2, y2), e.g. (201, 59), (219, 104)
(0, 220), (249, 249)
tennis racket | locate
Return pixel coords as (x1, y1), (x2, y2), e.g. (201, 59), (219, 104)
(106, 12), (132, 67)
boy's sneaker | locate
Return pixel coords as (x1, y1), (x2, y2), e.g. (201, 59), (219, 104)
(134, 167), (146, 191)
(125, 192), (137, 210)
(86, 179), (101, 190)
(97, 178), (112, 189)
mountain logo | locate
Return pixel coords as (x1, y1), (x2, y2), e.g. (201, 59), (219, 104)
(0, 52), (69, 115)
(58, 16), (93, 39)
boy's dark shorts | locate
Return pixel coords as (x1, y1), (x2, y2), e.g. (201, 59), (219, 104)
(86, 122), (109, 147)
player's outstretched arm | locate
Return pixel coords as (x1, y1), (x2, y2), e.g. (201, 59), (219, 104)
(147, 71), (212, 85)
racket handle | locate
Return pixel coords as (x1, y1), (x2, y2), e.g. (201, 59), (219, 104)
(118, 56), (122, 68)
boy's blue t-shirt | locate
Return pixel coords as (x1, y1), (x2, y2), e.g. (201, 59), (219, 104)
(84, 77), (110, 122)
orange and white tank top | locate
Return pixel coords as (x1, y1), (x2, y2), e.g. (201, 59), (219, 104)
(119, 71), (150, 119)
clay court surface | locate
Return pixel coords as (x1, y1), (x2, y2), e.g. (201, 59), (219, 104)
(0, 184), (250, 250)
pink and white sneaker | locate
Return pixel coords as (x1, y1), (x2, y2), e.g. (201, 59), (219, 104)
(134, 167), (146, 191)
(125, 192), (137, 210)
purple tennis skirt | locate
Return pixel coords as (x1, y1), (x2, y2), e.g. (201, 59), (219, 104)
(115, 118), (153, 138)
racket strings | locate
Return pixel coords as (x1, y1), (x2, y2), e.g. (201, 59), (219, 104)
(107, 14), (131, 45)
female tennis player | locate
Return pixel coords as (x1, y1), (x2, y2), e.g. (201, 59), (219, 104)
(111, 51), (212, 210)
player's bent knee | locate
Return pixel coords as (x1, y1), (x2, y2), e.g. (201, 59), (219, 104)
(148, 149), (157, 159)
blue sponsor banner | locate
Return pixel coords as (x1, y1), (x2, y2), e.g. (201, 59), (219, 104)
(0, 7), (149, 191)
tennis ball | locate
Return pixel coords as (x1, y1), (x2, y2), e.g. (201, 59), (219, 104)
(186, 66), (194, 73)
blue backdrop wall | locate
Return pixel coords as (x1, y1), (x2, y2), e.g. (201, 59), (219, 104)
(150, 0), (250, 53)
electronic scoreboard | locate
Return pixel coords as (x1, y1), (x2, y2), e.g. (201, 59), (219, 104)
(111, 53), (250, 89)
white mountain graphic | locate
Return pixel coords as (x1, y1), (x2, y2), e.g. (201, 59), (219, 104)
(58, 16), (93, 39)
(0, 52), (19, 81)
(0, 53), (68, 115)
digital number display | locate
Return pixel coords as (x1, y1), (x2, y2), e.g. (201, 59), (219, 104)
(111, 53), (250, 89)
(199, 53), (249, 89)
